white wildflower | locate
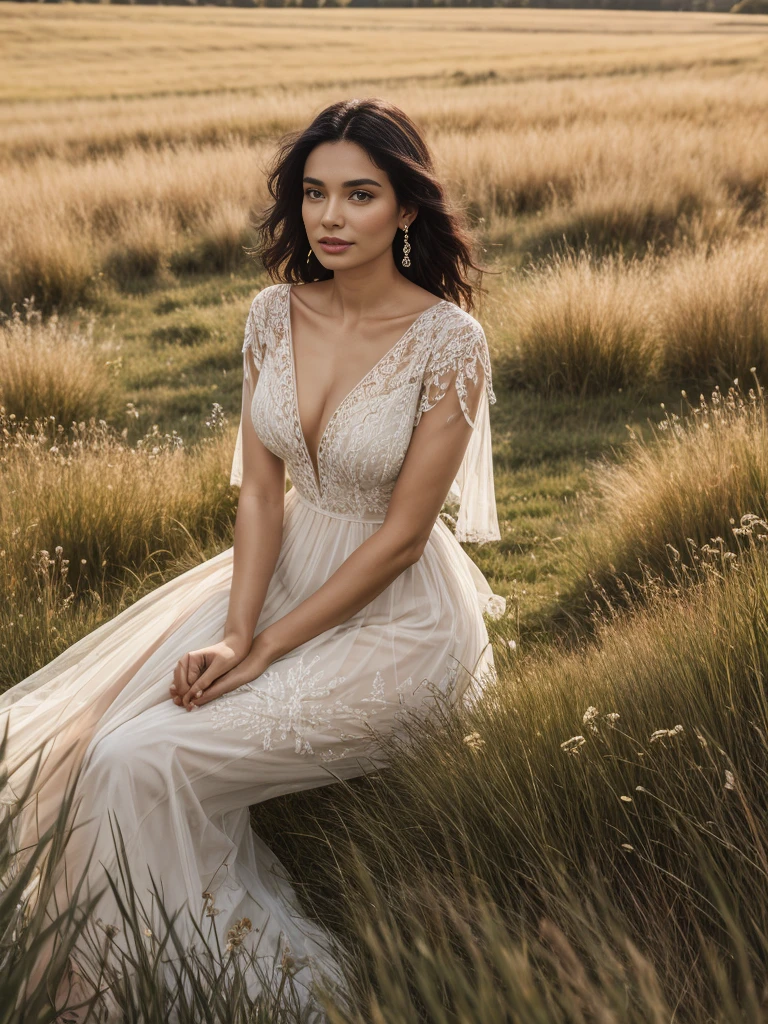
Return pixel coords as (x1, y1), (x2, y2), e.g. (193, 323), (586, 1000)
(650, 725), (684, 743)
(462, 731), (486, 752)
(604, 712), (620, 727)
(724, 770), (736, 791)
(226, 917), (252, 953)
(560, 735), (586, 754)
(202, 890), (221, 918)
(583, 706), (599, 734)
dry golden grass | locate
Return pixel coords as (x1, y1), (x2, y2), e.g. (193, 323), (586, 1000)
(0, 407), (238, 686)
(2, 67), (767, 312)
(1, 65), (767, 167)
(2, 4), (767, 103)
(570, 375), (768, 616)
(5, 11), (768, 1017)
(1, 5), (767, 312)
(494, 232), (768, 394)
(0, 302), (121, 426)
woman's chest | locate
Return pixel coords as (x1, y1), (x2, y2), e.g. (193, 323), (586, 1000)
(249, 329), (429, 499)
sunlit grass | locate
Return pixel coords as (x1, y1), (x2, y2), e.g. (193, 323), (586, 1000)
(5, 525), (768, 1020)
(0, 300), (122, 426)
(0, 406), (240, 689)
(493, 231), (768, 396)
(563, 373), (768, 629)
(3, 5), (767, 103)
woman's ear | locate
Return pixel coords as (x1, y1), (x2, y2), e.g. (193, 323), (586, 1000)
(401, 203), (419, 227)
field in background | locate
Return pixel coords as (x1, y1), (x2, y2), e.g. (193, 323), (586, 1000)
(3, 4), (767, 101)
(3, 4), (768, 1019)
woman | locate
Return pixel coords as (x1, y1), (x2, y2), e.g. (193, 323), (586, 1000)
(0, 98), (506, 1019)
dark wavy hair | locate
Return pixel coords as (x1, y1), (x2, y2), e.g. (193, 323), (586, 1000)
(248, 98), (487, 312)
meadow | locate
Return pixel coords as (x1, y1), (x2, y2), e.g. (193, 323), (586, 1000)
(2, 2), (768, 1020)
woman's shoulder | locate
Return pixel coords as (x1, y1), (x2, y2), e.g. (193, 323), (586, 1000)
(423, 299), (495, 402)
(430, 299), (487, 349)
(248, 281), (286, 313)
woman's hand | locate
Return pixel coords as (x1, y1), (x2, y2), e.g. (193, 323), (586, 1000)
(171, 634), (275, 711)
(170, 635), (249, 711)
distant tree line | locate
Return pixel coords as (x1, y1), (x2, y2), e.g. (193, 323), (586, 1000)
(9, 0), (766, 11)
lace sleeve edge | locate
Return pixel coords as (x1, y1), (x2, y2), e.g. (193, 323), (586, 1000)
(413, 317), (496, 429)
(241, 288), (271, 380)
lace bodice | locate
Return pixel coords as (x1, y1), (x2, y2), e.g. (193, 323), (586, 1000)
(230, 283), (500, 541)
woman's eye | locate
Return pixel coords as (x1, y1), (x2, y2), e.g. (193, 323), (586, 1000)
(303, 188), (372, 201)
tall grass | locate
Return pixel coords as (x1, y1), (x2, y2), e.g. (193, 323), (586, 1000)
(656, 233), (768, 387)
(0, 406), (240, 690)
(0, 300), (121, 426)
(5, 532), (768, 1021)
(564, 373), (768, 620)
(495, 232), (768, 395)
(0, 732), (344, 1023)
(498, 247), (658, 396)
(2, 70), (766, 313)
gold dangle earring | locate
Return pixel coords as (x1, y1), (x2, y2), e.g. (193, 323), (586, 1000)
(401, 223), (411, 268)
(306, 247), (312, 263)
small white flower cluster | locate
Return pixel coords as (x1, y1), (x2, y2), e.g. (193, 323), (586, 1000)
(205, 401), (228, 434)
(202, 890), (221, 918)
(580, 706), (621, 735)
(226, 917), (252, 953)
(560, 735), (586, 754)
(732, 513), (768, 540)
(650, 724), (684, 743)
(462, 731), (486, 753)
(582, 706), (599, 733)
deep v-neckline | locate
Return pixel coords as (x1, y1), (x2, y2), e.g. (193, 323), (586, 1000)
(284, 283), (448, 497)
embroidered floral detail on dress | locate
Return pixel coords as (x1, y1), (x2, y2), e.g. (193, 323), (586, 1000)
(209, 654), (417, 757)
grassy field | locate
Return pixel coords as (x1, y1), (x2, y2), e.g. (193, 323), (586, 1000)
(2, 3), (768, 1020)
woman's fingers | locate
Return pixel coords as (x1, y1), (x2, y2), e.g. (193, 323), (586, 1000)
(172, 652), (205, 704)
(188, 669), (244, 708)
(170, 653), (191, 703)
(181, 654), (225, 708)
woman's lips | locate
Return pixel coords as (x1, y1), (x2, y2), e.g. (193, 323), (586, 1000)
(318, 240), (353, 254)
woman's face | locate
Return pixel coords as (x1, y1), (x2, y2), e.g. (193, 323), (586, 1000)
(302, 139), (415, 270)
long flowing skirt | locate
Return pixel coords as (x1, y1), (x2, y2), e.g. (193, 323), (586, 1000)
(0, 485), (504, 1019)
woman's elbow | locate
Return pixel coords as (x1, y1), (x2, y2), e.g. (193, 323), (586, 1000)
(380, 525), (431, 569)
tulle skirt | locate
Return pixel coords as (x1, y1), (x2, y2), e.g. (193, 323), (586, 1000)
(0, 484), (505, 1019)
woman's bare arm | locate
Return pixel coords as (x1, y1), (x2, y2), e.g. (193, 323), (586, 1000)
(172, 340), (286, 705)
(223, 342), (286, 650)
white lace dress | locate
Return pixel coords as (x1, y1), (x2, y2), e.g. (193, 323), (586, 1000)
(0, 282), (506, 1019)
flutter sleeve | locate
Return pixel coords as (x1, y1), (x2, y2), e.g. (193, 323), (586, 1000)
(414, 314), (501, 545)
(229, 290), (268, 488)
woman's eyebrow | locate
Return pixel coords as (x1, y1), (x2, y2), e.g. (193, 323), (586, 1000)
(303, 177), (383, 188)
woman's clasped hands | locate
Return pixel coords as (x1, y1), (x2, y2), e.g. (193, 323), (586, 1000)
(169, 633), (274, 711)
